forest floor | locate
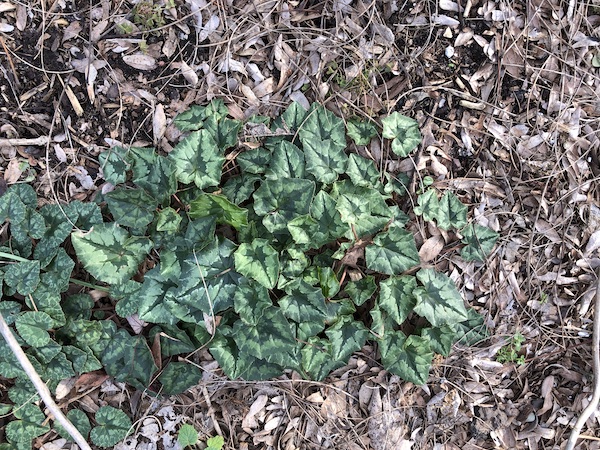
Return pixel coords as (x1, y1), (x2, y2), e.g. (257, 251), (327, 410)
(1, 0), (600, 449)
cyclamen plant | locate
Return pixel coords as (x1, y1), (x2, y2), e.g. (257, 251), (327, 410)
(0, 100), (497, 448)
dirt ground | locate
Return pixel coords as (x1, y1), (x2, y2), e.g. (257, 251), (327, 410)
(1, 0), (600, 448)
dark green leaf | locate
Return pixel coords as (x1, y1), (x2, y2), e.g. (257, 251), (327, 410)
(169, 129), (224, 189)
(378, 332), (433, 384)
(345, 275), (376, 306)
(99, 147), (131, 185)
(365, 226), (420, 275)
(55, 409), (91, 442)
(422, 325), (457, 356)
(158, 362), (202, 394)
(346, 118), (378, 146)
(310, 190), (347, 244)
(265, 141), (306, 180)
(253, 178), (315, 233)
(90, 406), (132, 448)
(237, 148), (271, 174)
(209, 328), (283, 380)
(155, 207), (182, 232)
(106, 187), (157, 229)
(325, 315), (369, 362)
(203, 116), (242, 150)
(461, 224), (499, 261)
(71, 223), (152, 285)
(234, 238), (279, 289)
(232, 305), (298, 368)
(5, 404), (49, 443)
(413, 189), (439, 222)
(414, 268), (469, 327)
(15, 311), (52, 347)
(101, 329), (157, 389)
(129, 147), (177, 202)
(301, 337), (344, 381)
(221, 174), (260, 204)
(0, 301), (21, 325)
(279, 280), (337, 331)
(381, 112), (421, 157)
(345, 153), (383, 189)
(437, 191), (467, 230)
(4, 260), (40, 295)
(378, 276), (417, 325)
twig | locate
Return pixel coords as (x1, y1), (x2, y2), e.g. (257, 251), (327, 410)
(0, 136), (51, 146)
(0, 313), (92, 450)
(566, 268), (600, 450)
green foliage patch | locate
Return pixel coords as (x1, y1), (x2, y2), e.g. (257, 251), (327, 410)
(0, 100), (498, 448)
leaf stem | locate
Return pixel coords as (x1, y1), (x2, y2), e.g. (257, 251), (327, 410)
(0, 312), (92, 450)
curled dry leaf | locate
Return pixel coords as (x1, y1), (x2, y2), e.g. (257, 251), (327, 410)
(122, 53), (157, 71)
(419, 235), (445, 262)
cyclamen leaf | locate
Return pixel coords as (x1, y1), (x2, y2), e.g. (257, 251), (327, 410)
(169, 129), (224, 189)
(210, 327), (284, 380)
(129, 147), (177, 203)
(414, 268), (469, 327)
(253, 178), (315, 233)
(237, 148), (271, 174)
(203, 116), (243, 150)
(378, 276), (417, 325)
(155, 207), (182, 232)
(378, 332), (433, 385)
(4, 260), (40, 295)
(461, 223), (499, 261)
(71, 223), (152, 285)
(381, 112), (421, 157)
(325, 315), (369, 362)
(90, 406), (132, 448)
(345, 275), (376, 306)
(158, 362), (202, 394)
(298, 104), (348, 183)
(413, 189), (439, 222)
(346, 118), (378, 146)
(422, 325), (457, 356)
(436, 191), (467, 230)
(234, 239), (279, 289)
(101, 329), (157, 390)
(99, 147), (130, 185)
(345, 153), (383, 189)
(15, 311), (53, 347)
(5, 404), (49, 443)
(301, 337), (344, 380)
(365, 226), (420, 275)
(55, 409), (91, 442)
(265, 140), (306, 180)
(232, 307), (298, 368)
(189, 193), (248, 229)
(105, 188), (157, 229)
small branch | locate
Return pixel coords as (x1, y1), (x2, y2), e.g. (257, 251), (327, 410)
(566, 268), (600, 450)
(0, 313), (92, 450)
(0, 136), (51, 147)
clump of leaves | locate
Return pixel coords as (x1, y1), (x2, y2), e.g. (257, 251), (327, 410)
(496, 332), (526, 365)
(0, 100), (498, 447)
